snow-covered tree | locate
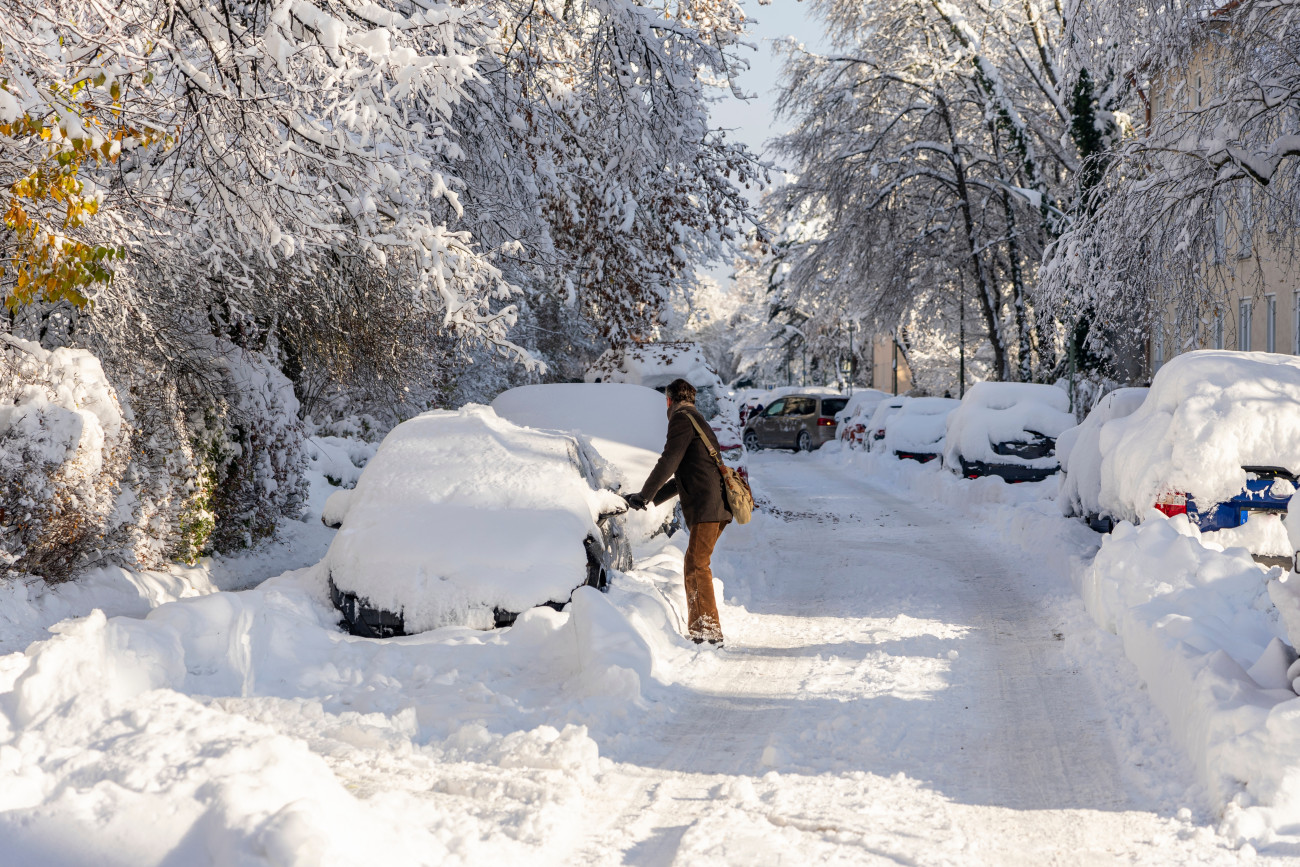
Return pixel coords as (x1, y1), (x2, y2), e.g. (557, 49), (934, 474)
(766, 0), (1134, 384)
(1041, 0), (1300, 363)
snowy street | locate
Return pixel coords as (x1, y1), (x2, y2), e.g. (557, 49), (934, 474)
(563, 453), (1257, 865)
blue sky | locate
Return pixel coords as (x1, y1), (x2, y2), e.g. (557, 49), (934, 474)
(710, 0), (829, 163)
(706, 0), (829, 281)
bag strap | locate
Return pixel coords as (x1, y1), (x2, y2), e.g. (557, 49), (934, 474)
(683, 412), (726, 470)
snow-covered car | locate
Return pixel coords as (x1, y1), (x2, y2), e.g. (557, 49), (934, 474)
(742, 393), (848, 452)
(943, 383), (1076, 482)
(1083, 351), (1300, 562)
(1057, 387), (1149, 531)
(864, 395), (908, 452)
(323, 406), (633, 638)
(883, 397), (961, 462)
(585, 342), (723, 418)
(490, 382), (688, 539)
(835, 389), (889, 448)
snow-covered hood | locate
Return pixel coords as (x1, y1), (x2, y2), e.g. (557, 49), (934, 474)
(1099, 351), (1300, 520)
(325, 405), (624, 632)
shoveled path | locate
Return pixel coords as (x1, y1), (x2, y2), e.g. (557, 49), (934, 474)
(562, 452), (1261, 866)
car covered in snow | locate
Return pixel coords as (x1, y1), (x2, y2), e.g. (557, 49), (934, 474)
(585, 342), (723, 418)
(1057, 387), (1149, 531)
(942, 382), (1076, 482)
(864, 395), (908, 452)
(834, 389), (889, 449)
(322, 406), (632, 638)
(884, 397), (961, 462)
(1077, 351), (1300, 563)
(741, 392), (849, 452)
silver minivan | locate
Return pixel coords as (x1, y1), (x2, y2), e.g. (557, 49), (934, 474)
(742, 394), (849, 452)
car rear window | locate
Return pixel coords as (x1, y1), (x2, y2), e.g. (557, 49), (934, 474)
(821, 399), (848, 416)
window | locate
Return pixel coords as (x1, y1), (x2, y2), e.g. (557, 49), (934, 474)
(1267, 295), (1277, 352)
(1239, 185), (1254, 258)
(1196, 74), (1203, 108)
(1294, 292), (1300, 354)
(1239, 299), (1253, 351)
(821, 398), (849, 417)
(1213, 310), (1225, 349)
(762, 399), (786, 417)
(785, 397), (817, 416)
(1153, 328), (1165, 370)
(1214, 197), (1227, 263)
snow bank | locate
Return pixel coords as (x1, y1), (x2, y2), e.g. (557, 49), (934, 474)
(883, 397), (960, 456)
(942, 382), (1074, 467)
(326, 405), (625, 632)
(584, 342), (722, 390)
(1077, 516), (1300, 843)
(1099, 351), (1300, 522)
(1057, 388), (1149, 519)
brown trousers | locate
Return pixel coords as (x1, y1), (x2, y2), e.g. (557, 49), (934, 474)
(683, 521), (725, 642)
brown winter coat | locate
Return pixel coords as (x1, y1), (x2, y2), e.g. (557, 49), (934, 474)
(637, 402), (732, 528)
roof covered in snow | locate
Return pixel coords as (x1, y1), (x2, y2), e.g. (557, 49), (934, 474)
(326, 405), (624, 632)
(584, 343), (722, 390)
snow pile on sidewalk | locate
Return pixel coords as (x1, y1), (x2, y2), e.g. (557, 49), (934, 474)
(1098, 351), (1300, 523)
(942, 382), (1074, 468)
(1077, 514), (1300, 844)
(0, 515), (706, 866)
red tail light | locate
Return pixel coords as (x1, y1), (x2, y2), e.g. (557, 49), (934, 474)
(1154, 491), (1187, 517)
(817, 417), (835, 426)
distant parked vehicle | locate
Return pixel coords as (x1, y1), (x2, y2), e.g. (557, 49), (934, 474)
(835, 389), (889, 449)
(884, 397), (961, 463)
(1059, 351), (1300, 566)
(943, 383), (1076, 483)
(1057, 387), (1149, 532)
(324, 406), (632, 638)
(864, 396), (908, 452)
(743, 393), (849, 452)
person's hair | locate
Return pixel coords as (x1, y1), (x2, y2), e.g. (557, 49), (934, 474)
(665, 378), (696, 404)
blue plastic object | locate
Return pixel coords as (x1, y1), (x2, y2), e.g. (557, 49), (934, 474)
(1187, 473), (1294, 532)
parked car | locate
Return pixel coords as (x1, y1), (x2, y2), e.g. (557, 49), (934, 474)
(1066, 351), (1300, 565)
(883, 397), (960, 462)
(742, 393), (849, 452)
(835, 389), (889, 448)
(864, 396), (908, 452)
(1057, 387), (1149, 532)
(324, 406), (632, 638)
(943, 382), (1076, 482)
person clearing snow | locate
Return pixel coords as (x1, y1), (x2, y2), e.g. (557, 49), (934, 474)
(624, 378), (732, 645)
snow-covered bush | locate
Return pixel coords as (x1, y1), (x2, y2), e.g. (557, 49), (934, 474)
(182, 338), (309, 557)
(1097, 352), (1300, 523)
(942, 382), (1075, 470)
(0, 335), (129, 580)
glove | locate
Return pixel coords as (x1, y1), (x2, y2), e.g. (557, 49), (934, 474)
(624, 493), (648, 511)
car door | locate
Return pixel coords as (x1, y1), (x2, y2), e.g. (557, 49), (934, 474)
(787, 397), (817, 445)
(755, 398), (786, 446)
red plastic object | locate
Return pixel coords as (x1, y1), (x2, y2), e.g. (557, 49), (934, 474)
(1153, 491), (1187, 517)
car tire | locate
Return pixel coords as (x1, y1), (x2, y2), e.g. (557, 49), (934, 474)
(797, 430), (812, 452)
(743, 430), (760, 451)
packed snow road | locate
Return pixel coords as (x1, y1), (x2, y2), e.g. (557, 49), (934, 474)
(564, 453), (1262, 866)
